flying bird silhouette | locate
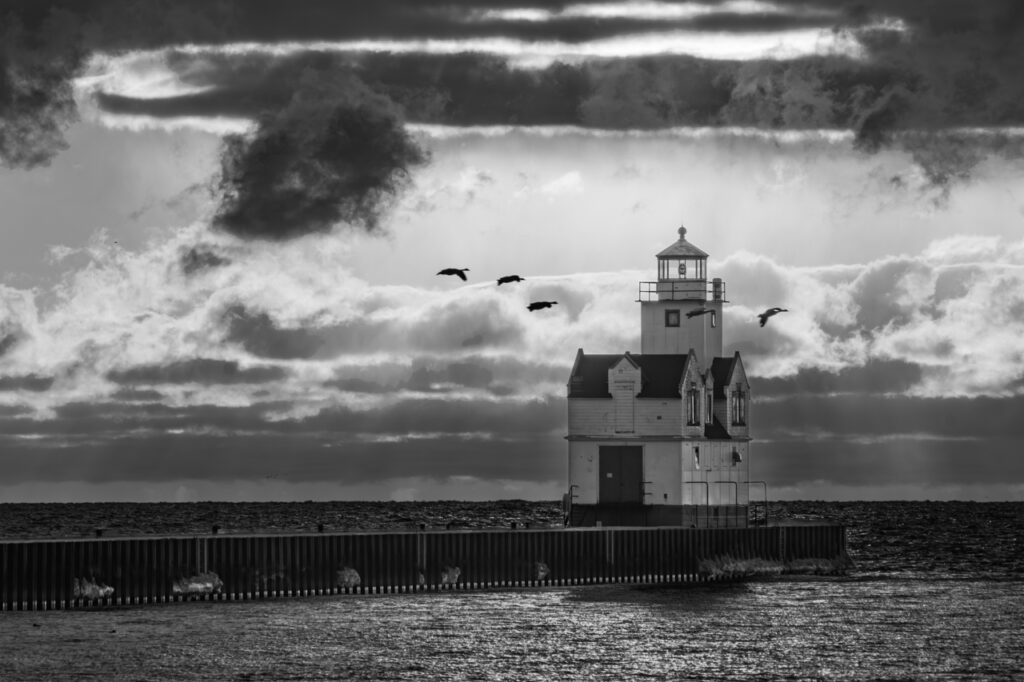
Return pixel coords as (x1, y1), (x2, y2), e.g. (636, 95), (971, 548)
(758, 307), (789, 327)
(497, 275), (525, 285)
(437, 268), (470, 281)
(527, 301), (558, 311)
(686, 307), (714, 319)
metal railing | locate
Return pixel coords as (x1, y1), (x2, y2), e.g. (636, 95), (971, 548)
(637, 279), (727, 302)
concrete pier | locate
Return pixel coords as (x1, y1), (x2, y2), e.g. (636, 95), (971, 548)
(0, 525), (848, 611)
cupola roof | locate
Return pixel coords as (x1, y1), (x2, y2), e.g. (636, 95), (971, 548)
(656, 225), (709, 259)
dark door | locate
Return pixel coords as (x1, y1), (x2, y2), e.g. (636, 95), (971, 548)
(598, 446), (643, 503)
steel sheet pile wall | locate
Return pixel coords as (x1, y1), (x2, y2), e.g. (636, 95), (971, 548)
(1, 526), (846, 611)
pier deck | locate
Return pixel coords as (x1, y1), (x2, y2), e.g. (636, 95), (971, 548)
(1, 525), (848, 611)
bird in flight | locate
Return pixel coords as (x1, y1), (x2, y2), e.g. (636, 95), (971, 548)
(686, 308), (714, 319)
(497, 275), (525, 285)
(527, 301), (558, 311)
(758, 307), (788, 327)
(437, 268), (470, 281)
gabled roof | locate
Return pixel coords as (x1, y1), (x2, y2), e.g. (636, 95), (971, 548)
(567, 351), (693, 399)
(710, 351), (747, 398)
(710, 353), (737, 398)
(656, 227), (709, 259)
(704, 416), (731, 440)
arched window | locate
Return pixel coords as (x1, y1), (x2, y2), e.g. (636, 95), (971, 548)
(731, 386), (747, 426)
(686, 382), (700, 425)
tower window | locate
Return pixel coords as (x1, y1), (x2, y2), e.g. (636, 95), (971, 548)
(711, 311), (717, 328)
(665, 310), (680, 327)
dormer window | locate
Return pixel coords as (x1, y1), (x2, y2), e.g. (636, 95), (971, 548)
(686, 382), (700, 425)
(731, 386), (747, 426)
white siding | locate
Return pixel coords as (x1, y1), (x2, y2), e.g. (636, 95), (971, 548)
(567, 441), (600, 504)
(639, 301), (723, 366)
(568, 440), (685, 506)
(681, 440), (750, 505)
(643, 442), (683, 505)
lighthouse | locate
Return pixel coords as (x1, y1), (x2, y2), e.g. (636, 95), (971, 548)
(566, 225), (751, 527)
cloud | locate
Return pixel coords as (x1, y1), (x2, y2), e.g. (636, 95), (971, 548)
(0, 374), (55, 391)
(719, 236), (1024, 396)
(107, 358), (286, 385)
(211, 67), (428, 239)
(180, 245), (230, 274)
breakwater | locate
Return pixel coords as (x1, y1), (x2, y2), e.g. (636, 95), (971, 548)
(1, 525), (847, 611)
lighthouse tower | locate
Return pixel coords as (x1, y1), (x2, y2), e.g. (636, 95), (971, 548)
(639, 225), (725, 367)
(566, 224), (751, 528)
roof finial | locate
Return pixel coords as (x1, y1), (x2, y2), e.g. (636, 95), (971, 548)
(678, 224), (687, 240)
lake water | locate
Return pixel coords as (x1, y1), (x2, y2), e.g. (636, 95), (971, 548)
(1, 501), (1022, 681)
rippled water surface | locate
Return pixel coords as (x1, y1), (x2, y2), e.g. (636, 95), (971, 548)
(2, 501), (1023, 680)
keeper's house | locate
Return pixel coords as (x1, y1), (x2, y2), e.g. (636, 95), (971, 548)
(566, 225), (751, 527)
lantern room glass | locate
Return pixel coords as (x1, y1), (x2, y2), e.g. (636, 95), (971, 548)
(658, 257), (706, 281)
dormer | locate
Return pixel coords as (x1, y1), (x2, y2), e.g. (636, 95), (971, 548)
(710, 352), (750, 439)
(609, 354), (641, 434)
(677, 349), (704, 438)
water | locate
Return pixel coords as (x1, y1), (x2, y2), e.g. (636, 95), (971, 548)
(2, 501), (1023, 681)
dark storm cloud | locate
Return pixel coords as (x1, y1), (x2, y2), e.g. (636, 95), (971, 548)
(211, 68), (428, 239)
(69, 0), (847, 48)
(224, 299), (525, 359)
(752, 437), (1024, 489)
(106, 358), (286, 385)
(0, 393), (563, 439)
(755, 394), (1024, 440)
(0, 0), (235, 168)
(109, 387), (165, 402)
(0, 331), (20, 356)
(756, 359), (923, 397)
(322, 356), (567, 396)
(180, 246), (230, 275)
(0, 431), (565, 485)
(224, 306), (322, 359)
(0, 374), (55, 391)
(0, 7), (85, 169)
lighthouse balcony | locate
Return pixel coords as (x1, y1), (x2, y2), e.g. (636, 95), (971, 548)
(638, 279), (726, 303)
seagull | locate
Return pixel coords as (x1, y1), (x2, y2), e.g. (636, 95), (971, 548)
(437, 268), (470, 281)
(686, 308), (714, 319)
(497, 275), (525, 285)
(527, 301), (558, 311)
(758, 307), (789, 327)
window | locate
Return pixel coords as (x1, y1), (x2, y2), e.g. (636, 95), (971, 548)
(710, 311), (717, 328)
(686, 382), (700, 425)
(706, 390), (713, 423)
(731, 387), (747, 426)
(694, 446), (700, 469)
(665, 309), (680, 327)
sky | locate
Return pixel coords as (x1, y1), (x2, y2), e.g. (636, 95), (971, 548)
(1, 0), (1023, 503)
